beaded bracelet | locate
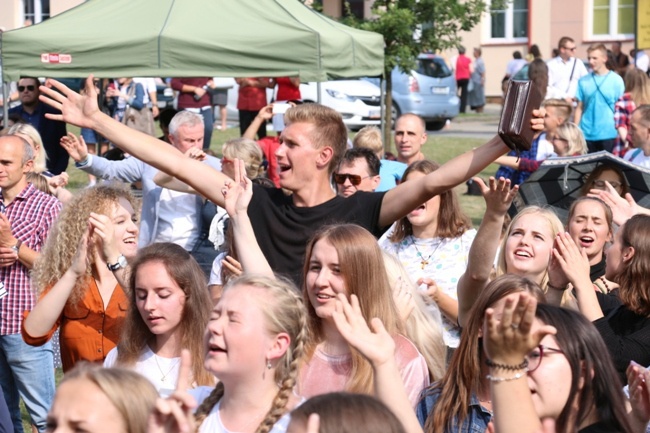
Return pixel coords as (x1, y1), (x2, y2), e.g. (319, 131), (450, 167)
(486, 369), (528, 382)
(485, 358), (529, 371)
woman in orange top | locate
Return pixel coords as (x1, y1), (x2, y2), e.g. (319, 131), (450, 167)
(22, 185), (139, 371)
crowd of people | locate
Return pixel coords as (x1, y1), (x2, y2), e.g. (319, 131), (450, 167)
(0, 33), (650, 433)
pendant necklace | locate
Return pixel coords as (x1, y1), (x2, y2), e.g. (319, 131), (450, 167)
(154, 353), (181, 383)
(411, 237), (441, 270)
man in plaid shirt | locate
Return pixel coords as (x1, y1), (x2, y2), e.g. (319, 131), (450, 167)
(0, 135), (61, 432)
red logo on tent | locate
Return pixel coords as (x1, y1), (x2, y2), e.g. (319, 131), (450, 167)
(40, 53), (72, 64)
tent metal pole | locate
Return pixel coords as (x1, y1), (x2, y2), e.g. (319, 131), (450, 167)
(0, 31), (7, 125)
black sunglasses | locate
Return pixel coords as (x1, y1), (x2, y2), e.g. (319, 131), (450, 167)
(333, 173), (370, 186)
(18, 85), (36, 92)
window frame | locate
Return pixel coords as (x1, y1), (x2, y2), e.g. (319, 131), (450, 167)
(483, 0), (529, 44)
(587, 0), (634, 41)
(22, 0), (50, 24)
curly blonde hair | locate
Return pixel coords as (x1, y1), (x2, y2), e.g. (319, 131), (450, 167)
(32, 185), (138, 305)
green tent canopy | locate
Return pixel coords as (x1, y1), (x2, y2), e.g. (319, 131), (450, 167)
(0, 0), (384, 82)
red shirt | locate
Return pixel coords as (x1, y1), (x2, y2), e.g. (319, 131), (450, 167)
(170, 77), (211, 109)
(275, 77), (301, 101)
(236, 78), (269, 111)
(455, 55), (471, 80)
(257, 136), (281, 187)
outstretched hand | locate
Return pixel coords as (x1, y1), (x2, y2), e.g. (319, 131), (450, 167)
(479, 176), (519, 216)
(148, 350), (198, 433)
(331, 294), (395, 368)
(627, 361), (650, 427)
(89, 212), (120, 263)
(222, 159), (253, 218)
(483, 293), (556, 366)
(60, 132), (89, 162)
(551, 232), (591, 290)
(39, 76), (103, 129)
(589, 181), (646, 226)
(70, 226), (92, 277)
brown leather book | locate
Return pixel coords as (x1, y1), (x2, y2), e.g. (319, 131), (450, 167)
(498, 80), (543, 152)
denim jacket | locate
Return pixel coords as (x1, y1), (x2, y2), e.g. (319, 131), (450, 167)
(416, 386), (492, 433)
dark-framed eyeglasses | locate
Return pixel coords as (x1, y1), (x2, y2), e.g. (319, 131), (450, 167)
(18, 85), (36, 92)
(526, 345), (564, 373)
(562, 46), (577, 52)
(333, 173), (370, 186)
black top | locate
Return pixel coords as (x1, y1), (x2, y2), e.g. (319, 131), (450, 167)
(593, 301), (650, 383)
(248, 186), (387, 284)
(590, 257), (606, 281)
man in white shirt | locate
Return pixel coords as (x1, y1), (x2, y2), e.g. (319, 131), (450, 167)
(547, 36), (588, 101)
(632, 49), (650, 73)
(61, 111), (221, 276)
(133, 77), (159, 118)
(624, 105), (650, 168)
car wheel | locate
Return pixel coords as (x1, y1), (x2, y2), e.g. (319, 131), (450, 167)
(425, 120), (447, 131)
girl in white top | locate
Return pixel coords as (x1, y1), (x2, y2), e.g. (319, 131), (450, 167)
(104, 242), (214, 396)
(191, 275), (308, 433)
(379, 160), (477, 348)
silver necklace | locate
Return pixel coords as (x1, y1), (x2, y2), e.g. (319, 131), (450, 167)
(153, 354), (180, 382)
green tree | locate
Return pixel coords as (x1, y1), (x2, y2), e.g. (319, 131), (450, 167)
(342, 0), (504, 148)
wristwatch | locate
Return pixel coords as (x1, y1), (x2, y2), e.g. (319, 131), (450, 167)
(11, 239), (22, 255)
(107, 255), (128, 271)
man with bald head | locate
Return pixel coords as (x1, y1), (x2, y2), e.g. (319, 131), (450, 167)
(394, 113), (427, 165)
(0, 135), (61, 432)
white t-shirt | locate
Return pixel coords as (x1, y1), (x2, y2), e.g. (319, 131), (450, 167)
(154, 188), (200, 249)
(188, 388), (297, 433)
(546, 56), (589, 99)
(624, 148), (650, 169)
(104, 346), (180, 397)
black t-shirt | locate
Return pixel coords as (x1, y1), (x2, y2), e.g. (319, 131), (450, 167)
(247, 186), (387, 284)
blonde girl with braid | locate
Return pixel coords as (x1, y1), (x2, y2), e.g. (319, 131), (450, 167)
(189, 274), (308, 433)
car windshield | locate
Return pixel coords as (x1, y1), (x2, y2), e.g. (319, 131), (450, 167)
(416, 58), (451, 78)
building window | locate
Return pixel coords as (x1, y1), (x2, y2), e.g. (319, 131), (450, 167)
(23, 0), (50, 24)
(341, 0), (364, 19)
(488, 0), (528, 42)
(591, 0), (634, 38)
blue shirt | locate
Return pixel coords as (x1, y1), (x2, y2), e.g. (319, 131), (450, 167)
(377, 159), (407, 192)
(576, 71), (624, 141)
(494, 132), (545, 186)
(416, 386), (492, 433)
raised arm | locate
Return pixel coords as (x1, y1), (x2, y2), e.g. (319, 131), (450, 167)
(457, 177), (519, 327)
(332, 294), (424, 433)
(41, 77), (229, 208)
(379, 110), (542, 227)
(242, 104), (273, 140)
(223, 159), (274, 277)
(483, 294), (556, 433)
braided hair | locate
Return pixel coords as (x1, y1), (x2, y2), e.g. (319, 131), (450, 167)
(194, 275), (308, 432)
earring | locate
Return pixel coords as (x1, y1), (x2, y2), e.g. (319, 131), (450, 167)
(266, 359), (272, 370)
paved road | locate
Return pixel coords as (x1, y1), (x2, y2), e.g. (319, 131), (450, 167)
(428, 103), (502, 139)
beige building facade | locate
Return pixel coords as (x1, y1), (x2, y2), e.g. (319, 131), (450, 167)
(0, 0), (83, 31)
(323, 0), (637, 100)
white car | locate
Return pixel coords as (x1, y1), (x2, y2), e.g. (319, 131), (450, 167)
(212, 78), (382, 130)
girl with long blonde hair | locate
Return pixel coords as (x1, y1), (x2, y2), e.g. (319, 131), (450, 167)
(104, 242), (214, 396)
